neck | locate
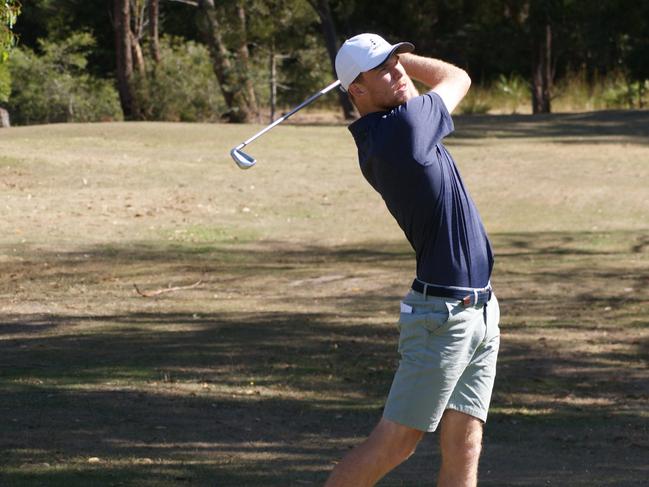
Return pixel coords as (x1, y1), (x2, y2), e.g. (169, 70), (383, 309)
(353, 99), (377, 117)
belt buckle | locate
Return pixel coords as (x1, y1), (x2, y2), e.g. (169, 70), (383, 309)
(462, 289), (479, 307)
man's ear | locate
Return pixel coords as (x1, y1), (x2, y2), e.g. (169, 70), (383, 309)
(348, 82), (366, 98)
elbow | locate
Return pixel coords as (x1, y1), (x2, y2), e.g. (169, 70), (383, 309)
(461, 70), (471, 93)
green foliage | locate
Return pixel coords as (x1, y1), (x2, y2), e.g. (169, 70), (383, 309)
(496, 74), (528, 114)
(134, 37), (225, 122)
(7, 32), (122, 124)
(9, 0), (649, 118)
(1, 0), (20, 101)
(457, 71), (649, 115)
(276, 34), (334, 107)
(601, 79), (649, 109)
(1, 0), (20, 61)
(549, 70), (648, 111)
(0, 62), (9, 102)
(458, 91), (492, 115)
(227, 0), (333, 108)
(13, 0), (116, 78)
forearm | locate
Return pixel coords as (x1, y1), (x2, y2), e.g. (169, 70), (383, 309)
(400, 53), (471, 113)
(400, 53), (469, 89)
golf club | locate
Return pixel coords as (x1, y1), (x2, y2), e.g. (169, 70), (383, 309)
(230, 79), (342, 169)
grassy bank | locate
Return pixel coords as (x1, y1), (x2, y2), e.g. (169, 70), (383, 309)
(459, 73), (648, 115)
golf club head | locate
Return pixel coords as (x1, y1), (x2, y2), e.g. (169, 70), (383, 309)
(231, 148), (256, 170)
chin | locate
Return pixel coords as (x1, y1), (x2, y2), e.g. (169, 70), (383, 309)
(403, 91), (416, 102)
(395, 91), (412, 106)
(378, 91), (412, 110)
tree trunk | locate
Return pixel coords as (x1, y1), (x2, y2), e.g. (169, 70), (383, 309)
(149, 0), (160, 63)
(235, 2), (259, 121)
(114, 0), (137, 118)
(0, 107), (10, 127)
(196, 0), (254, 123)
(269, 39), (277, 122)
(532, 23), (552, 114)
(130, 30), (146, 78)
(309, 0), (355, 120)
(128, 1), (146, 79)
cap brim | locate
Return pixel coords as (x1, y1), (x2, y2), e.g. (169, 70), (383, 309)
(373, 41), (415, 70)
(338, 40), (415, 92)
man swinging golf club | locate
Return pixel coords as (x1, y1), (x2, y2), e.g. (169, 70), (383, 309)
(324, 34), (501, 487)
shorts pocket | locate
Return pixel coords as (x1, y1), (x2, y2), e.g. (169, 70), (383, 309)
(486, 293), (501, 338)
(398, 302), (450, 334)
(397, 303), (451, 360)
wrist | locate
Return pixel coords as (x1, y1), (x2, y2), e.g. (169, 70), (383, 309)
(399, 53), (437, 86)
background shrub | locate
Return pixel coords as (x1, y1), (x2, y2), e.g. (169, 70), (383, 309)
(7, 32), (122, 125)
(0, 62), (9, 103)
(134, 36), (225, 122)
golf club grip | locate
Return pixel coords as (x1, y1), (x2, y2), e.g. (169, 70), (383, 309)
(241, 80), (341, 147)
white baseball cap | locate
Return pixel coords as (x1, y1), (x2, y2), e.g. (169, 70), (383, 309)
(335, 33), (415, 91)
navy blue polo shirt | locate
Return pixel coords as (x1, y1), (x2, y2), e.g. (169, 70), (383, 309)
(348, 91), (493, 288)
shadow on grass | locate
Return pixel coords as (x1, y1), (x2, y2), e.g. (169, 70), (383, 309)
(0, 309), (394, 486)
(282, 109), (649, 146)
(451, 109), (649, 145)
(1, 230), (648, 486)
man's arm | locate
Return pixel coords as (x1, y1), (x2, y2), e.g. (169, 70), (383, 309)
(399, 53), (471, 113)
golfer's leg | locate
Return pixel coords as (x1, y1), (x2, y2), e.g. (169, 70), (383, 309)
(437, 410), (483, 487)
(324, 417), (424, 487)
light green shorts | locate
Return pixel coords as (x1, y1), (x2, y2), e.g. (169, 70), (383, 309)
(383, 289), (500, 432)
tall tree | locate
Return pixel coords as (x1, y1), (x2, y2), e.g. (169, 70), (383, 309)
(234, 2), (258, 118)
(129, 0), (147, 78)
(196, 0), (258, 123)
(531, 22), (552, 113)
(308, 0), (355, 119)
(114, 0), (163, 119)
(149, 0), (160, 63)
(114, 0), (137, 118)
(528, 1), (558, 114)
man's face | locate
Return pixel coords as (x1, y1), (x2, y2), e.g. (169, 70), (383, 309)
(352, 54), (416, 111)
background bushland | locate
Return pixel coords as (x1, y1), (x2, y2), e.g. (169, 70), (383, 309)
(8, 33), (122, 124)
(3, 0), (649, 125)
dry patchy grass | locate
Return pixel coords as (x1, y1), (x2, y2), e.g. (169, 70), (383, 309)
(1, 111), (648, 486)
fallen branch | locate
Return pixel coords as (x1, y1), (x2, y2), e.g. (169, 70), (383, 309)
(133, 280), (202, 298)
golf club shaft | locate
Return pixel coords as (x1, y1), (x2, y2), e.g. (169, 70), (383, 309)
(235, 79), (342, 151)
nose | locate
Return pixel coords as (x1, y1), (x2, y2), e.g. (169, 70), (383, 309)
(392, 62), (404, 80)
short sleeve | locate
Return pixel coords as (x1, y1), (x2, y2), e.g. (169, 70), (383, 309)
(389, 92), (455, 164)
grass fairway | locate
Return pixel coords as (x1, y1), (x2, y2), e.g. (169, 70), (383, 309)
(1, 111), (648, 486)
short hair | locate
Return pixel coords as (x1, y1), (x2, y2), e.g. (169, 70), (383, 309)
(347, 72), (364, 105)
